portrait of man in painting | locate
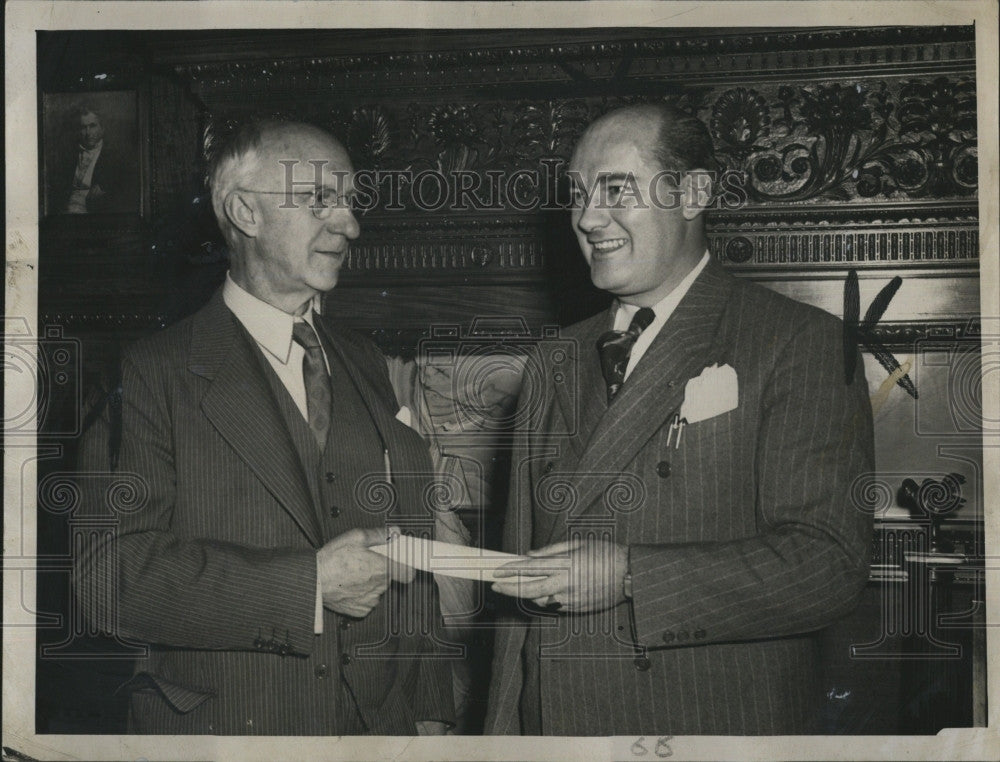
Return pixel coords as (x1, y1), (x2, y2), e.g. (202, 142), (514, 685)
(41, 91), (140, 216)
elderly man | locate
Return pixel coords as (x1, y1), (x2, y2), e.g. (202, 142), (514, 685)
(73, 120), (453, 734)
(486, 104), (874, 735)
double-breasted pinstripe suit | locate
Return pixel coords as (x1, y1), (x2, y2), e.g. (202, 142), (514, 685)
(486, 260), (875, 735)
(73, 290), (454, 734)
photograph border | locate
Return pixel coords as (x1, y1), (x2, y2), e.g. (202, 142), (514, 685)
(4, 2), (998, 761)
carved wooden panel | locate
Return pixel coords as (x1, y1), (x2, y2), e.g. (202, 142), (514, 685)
(37, 28), (979, 338)
(154, 27), (978, 303)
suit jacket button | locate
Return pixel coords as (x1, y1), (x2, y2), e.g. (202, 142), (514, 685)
(677, 630), (689, 642)
(656, 461), (671, 478)
(339, 618), (352, 630)
(694, 628), (706, 640)
(543, 462), (554, 474)
(325, 472), (336, 483)
(662, 630), (675, 644)
(330, 506), (341, 518)
(314, 664), (329, 679)
(340, 653), (352, 666)
(633, 656), (651, 671)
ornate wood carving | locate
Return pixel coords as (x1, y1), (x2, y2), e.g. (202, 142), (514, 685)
(166, 27), (976, 98)
(38, 27), (980, 345)
(161, 26), (977, 290)
(712, 207), (979, 269)
(191, 74), (978, 210)
(710, 77), (977, 204)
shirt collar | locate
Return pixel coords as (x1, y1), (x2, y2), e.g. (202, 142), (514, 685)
(222, 272), (322, 365)
(614, 250), (710, 328)
(79, 140), (103, 155)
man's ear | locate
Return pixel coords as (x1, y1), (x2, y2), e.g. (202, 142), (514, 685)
(681, 170), (713, 221)
(223, 190), (259, 238)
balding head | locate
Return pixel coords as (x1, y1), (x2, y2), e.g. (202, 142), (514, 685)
(208, 120), (350, 248)
(578, 103), (716, 177)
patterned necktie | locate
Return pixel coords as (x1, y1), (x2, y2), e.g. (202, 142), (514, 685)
(596, 307), (656, 403)
(292, 319), (332, 449)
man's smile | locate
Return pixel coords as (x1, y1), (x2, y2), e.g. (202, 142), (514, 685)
(590, 237), (629, 255)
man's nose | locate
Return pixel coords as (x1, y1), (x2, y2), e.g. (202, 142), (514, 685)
(575, 197), (608, 233)
(328, 207), (360, 240)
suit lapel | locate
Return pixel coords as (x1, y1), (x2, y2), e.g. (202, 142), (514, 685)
(190, 290), (324, 547)
(552, 310), (609, 461)
(312, 319), (395, 453)
(540, 261), (735, 545)
(531, 311), (609, 545)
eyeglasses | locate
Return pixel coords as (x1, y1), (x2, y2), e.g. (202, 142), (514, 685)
(240, 187), (364, 220)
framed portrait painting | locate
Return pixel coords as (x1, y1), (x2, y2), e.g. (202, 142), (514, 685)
(40, 90), (142, 217)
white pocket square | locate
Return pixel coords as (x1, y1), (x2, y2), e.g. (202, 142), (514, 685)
(680, 363), (738, 423)
(395, 405), (414, 428)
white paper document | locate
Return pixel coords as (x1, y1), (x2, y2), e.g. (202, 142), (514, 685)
(369, 534), (536, 581)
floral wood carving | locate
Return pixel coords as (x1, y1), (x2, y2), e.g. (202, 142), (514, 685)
(198, 76), (976, 211)
(158, 29), (978, 283)
(711, 77), (977, 205)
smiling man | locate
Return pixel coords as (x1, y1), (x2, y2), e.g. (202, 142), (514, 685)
(73, 120), (453, 735)
(485, 104), (875, 735)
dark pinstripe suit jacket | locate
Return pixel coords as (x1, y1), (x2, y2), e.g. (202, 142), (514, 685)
(486, 260), (874, 735)
(73, 289), (454, 734)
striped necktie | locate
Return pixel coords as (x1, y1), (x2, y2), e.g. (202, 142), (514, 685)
(596, 307), (656, 403)
(292, 319), (332, 449)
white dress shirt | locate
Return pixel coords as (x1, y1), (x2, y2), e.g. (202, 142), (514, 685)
(223, 273), (328, 419)
(222, 273), (328, 633)
(66, 140), (103, 214)
(612, 251), (710, 381)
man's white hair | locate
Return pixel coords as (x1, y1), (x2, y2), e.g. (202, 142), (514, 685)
(207, 119), (286, 248)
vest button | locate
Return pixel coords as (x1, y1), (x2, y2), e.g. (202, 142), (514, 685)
(543, 462), (554, 474)
(330, 506), (341, 518)
(340, 653), (352, 666)
(633, 656), (651, 671)
(314, 664), (329, 679)
(656, 460), (671, 478)
(325, 472), (336, 483)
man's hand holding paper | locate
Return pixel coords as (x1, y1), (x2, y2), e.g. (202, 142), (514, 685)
(491, 537), (629, 613)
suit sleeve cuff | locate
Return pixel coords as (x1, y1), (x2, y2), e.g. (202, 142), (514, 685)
(629, 543), (709, 648)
